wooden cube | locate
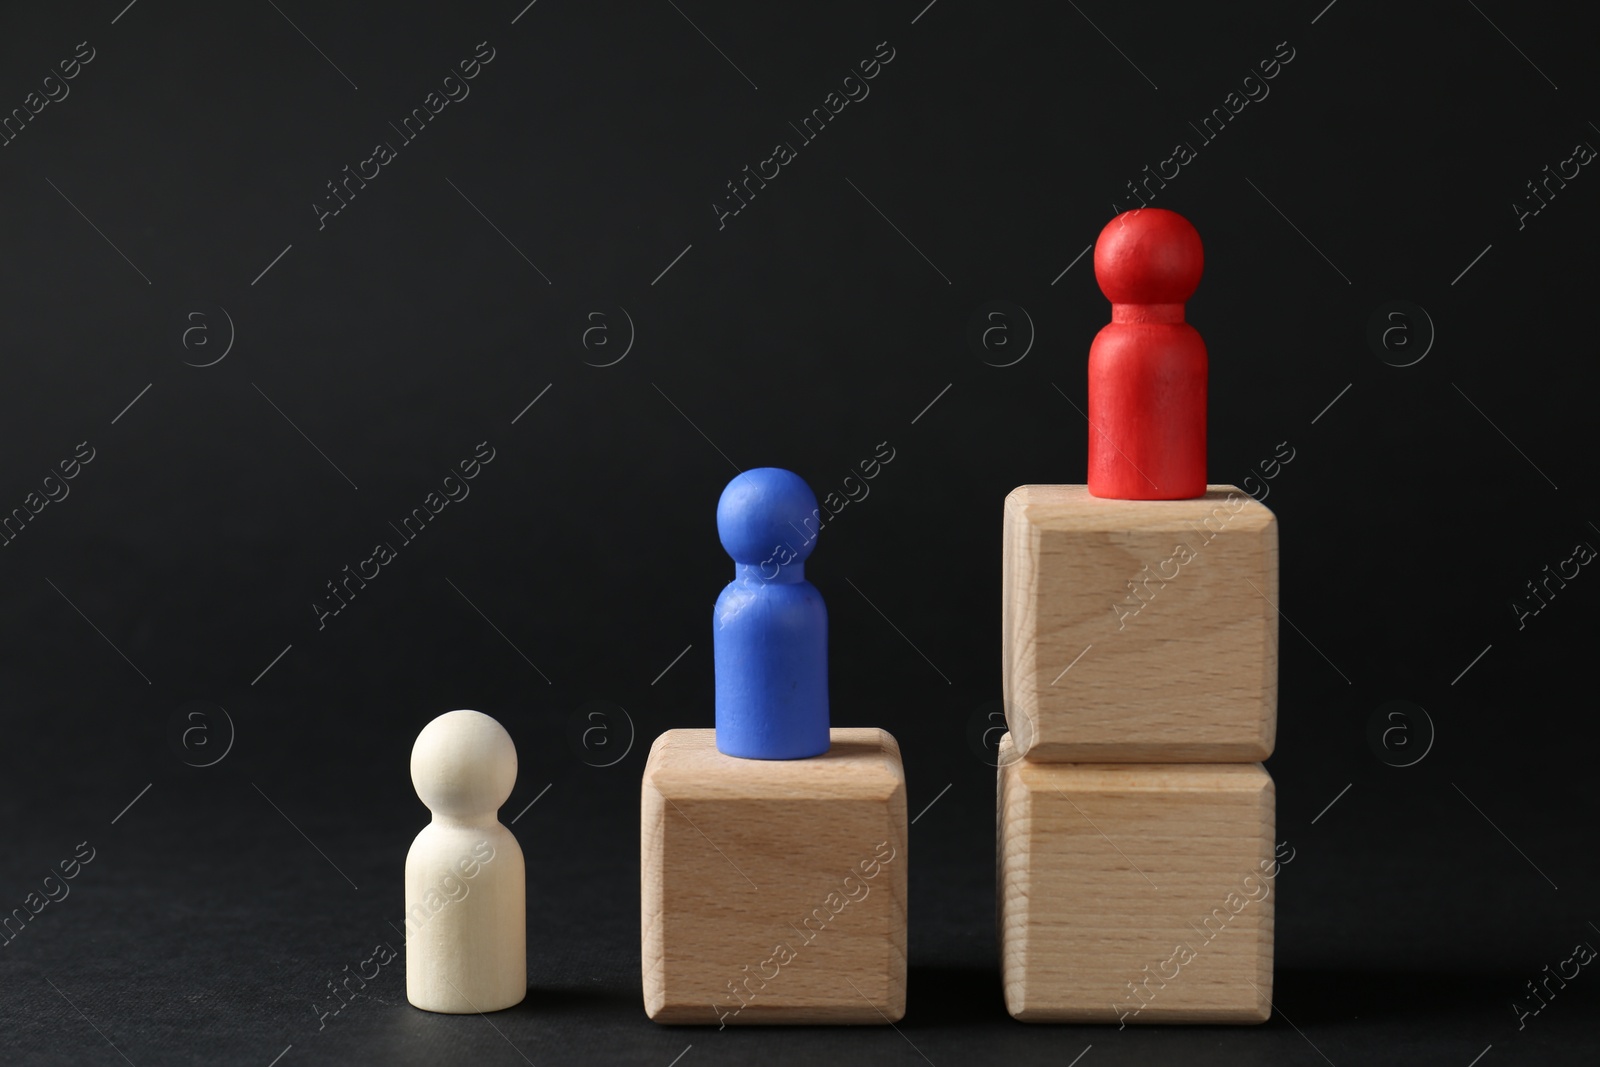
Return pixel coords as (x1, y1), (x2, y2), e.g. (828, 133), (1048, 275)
(1002, 484), (1278, 762)
(641, 728), (908, 1024)
(997, 733), (1277, 1023)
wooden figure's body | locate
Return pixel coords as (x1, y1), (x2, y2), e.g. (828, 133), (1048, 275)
(1088, 208), (1207, 500)
(641, 728), (908, 1024)
(406, 709), (526, 1013)
(713, 468), (830, 760)
(997, 734), (1277, 1024)
(1002, 483), (1277, 762)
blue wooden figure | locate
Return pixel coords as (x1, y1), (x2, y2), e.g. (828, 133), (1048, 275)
(713, 467), (829, 759)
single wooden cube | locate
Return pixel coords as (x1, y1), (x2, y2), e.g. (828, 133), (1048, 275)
(1002, 484), (1278, 762)
(641, 728), (908, 1024)
(997, 733), (1278, 1023)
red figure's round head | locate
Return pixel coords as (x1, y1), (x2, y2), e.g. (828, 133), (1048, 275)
(1094, 208), (1204, 305)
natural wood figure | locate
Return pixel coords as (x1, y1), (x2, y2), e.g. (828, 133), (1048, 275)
(997, 733), (1278, 1023)
(406, 709), (527, 1013)
(1002, 483), (1278, 762)
(641, 728), (908, 1024)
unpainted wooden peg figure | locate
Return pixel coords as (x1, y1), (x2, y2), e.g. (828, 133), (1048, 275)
(405, 709), (526, 1012)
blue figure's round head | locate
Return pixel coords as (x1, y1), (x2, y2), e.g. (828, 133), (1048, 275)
(717, 468), (820, 566)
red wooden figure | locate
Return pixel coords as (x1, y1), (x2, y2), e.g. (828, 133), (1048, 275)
(1087, 208), (1207, 500)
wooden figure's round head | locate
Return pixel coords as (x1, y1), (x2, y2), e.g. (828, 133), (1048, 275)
(717, 467), (820, 565)
(411, 709), (517, 818)
(1094, 208), (1204, 305)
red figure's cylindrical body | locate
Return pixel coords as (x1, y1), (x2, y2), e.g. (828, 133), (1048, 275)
(1086, 209), (1207, 500)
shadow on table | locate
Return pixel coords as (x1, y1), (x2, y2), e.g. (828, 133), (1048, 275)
(902, 964), (1009, 1027)
(500, 981), (639, 1019)
(1272, 966), (1515, 1025)
(900, 964), (1545, 1030)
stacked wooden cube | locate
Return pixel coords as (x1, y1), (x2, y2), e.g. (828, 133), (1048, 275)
(641, 728), (908, 1024)
(998, 484), (1280, 1023)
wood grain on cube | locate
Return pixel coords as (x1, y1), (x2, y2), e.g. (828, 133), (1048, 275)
(641, 728), (908, 1024)
(997, 733), (1276, 1023)
(1002, 484), (1278, 762)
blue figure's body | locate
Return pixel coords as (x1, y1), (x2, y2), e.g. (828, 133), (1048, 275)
(713, 468), (829, 760)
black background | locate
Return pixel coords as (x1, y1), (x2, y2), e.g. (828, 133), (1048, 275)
(2, 1), (1597, 1064)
